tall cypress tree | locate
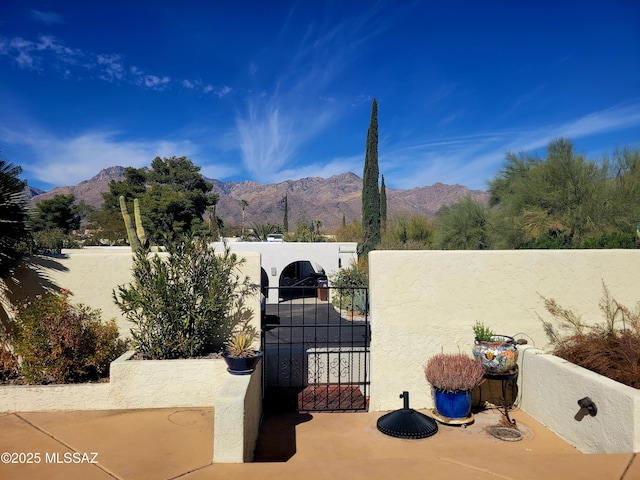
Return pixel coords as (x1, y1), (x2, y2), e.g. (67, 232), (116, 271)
(283, 194), (289, 232)
(361, 98), (381, 256)
(380, 174), (387, 233)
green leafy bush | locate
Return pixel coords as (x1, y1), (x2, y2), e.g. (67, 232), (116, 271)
(114, 236), (257, 359)
(330, 260), (369, 314)
(10, 290), (128, 384)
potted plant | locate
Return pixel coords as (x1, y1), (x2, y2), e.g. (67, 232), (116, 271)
(222, 322), (262, 375)
(424, 352), (485, 421)
(472, 322), (518, 374)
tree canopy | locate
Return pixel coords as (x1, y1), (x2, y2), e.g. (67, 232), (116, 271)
(432, 138), (640, 250)
(361, 98), (381, 256)
(31, 194), (82, 234)
(487, 138), (639, 249)
(97, 156), (218, 244)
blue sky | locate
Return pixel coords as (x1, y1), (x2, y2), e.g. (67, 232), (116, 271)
(1, 1), (639, 192)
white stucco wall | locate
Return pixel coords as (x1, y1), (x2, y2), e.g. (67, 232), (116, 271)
(517, 345), (640, 453)
(368, 249), (640, 413)
(209, 241), (357, 304)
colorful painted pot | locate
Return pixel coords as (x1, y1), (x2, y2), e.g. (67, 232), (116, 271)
(472, 335), (518, 374)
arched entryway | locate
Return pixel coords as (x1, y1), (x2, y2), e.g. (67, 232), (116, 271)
(279, 260), (327, 300)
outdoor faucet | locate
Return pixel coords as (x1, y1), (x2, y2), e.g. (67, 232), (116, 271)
(577, 397), (598, 417)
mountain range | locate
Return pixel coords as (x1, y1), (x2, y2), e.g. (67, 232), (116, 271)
(28, 167), (490, 230)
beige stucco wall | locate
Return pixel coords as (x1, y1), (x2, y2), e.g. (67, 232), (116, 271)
(368, 249), (640, 413)
(0, 351), (227, 413)
(213, 359), (263, 463)
(2, 247), (262, 339)
(109, 351), (229, 409)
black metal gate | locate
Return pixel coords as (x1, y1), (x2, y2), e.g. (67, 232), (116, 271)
(262, 285), (370, 412)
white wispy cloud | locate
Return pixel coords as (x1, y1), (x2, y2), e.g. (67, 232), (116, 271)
(234, 3), (407, 183)
(0, 126), (196, 187)
(0, 33), (230, 94)
(385, 101), (640, 190)
(97, 54), (125, 81)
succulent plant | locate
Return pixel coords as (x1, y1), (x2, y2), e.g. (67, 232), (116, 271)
(473, 321), (494, 342)
(225, 326), (259, 358)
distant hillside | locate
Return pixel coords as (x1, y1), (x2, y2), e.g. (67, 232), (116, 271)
(29, 166), (126, 208)
(29, 167), (489, 230)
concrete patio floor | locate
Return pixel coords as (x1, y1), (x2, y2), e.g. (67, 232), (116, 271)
(1, 407), (637, 480)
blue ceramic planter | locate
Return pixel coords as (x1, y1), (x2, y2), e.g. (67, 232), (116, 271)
(222, 351), (263, 375)
(434, 388), (472, 419)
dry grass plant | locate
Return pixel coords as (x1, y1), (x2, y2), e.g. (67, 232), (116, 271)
(539, 282), (640, 389)
(424, 352), (485, 392)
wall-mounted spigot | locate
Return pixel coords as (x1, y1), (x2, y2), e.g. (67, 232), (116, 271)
(577, 397), (597, 417)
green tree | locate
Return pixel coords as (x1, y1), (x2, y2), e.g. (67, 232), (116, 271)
(289, 219), (325, 242)
(333, 218), (361, 243)
(380, 174), (387, 233)
(0, 158), (30, 278)
(487, 138), (619, 248)
(361, 98), (381, 256)
(101, 167), (147, 212)
(86, 209), (127, 246)
(96, 157), (217, 244)
(434, 196), (490, 249)
(31, 194), (81, 234)
(283, 194), (289, 232)
(207, 201), (222, 241)
(143, 156), (216, 241)
(380, 214), (434, 250)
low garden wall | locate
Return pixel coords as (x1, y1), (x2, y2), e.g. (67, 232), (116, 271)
(517, 345), (640, 453)
(0, 351), (228, 412)
(213, 359), (263, 463)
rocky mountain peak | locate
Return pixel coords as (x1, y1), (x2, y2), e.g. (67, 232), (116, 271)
(29, 167), (489, 230)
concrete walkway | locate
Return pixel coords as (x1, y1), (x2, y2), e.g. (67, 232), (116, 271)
(1, 407), (637, 480)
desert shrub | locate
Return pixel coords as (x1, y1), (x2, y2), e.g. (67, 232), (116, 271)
(10, 290), (128, 384)
(113, 236), (257, 359)
(330, 259), (368, 314)
(579, 231), (637, 249)
(32, 228), (81, 253)
(539, 283), (640, 388)
(0, 341), (20, 383)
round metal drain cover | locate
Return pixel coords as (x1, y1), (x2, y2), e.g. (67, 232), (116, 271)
(492, 426), (523, 442)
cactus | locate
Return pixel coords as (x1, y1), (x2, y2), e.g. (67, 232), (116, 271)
(119, 196), (147, 250)
(353, 288), (368, 315)
(133, 198), (148, 246)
